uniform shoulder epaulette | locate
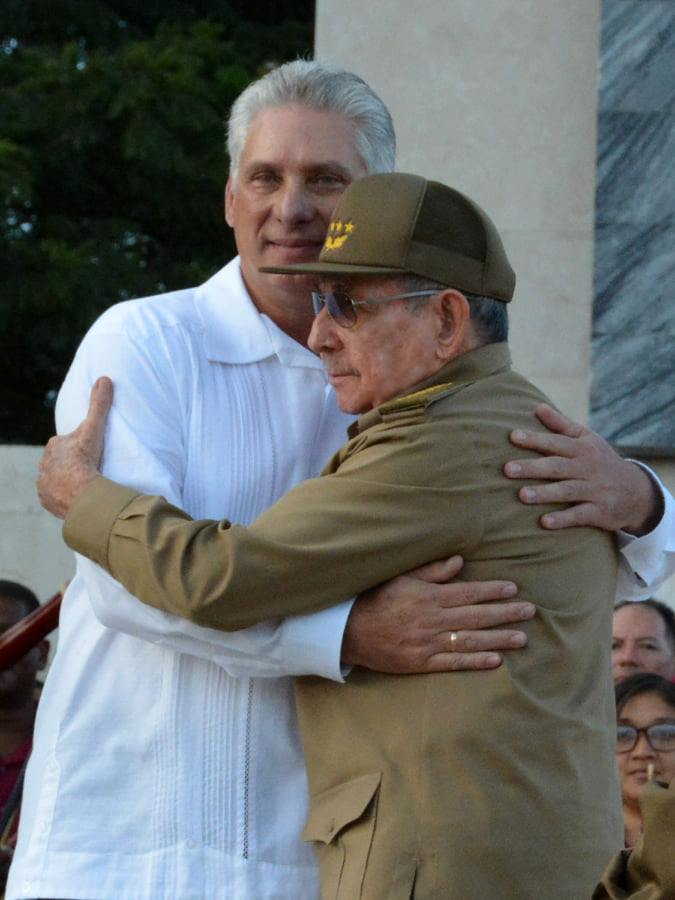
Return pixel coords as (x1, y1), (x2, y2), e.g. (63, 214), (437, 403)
(379, 381), (455, 417)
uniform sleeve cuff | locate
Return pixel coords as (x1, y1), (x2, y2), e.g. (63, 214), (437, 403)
(63, 476), (142, 569)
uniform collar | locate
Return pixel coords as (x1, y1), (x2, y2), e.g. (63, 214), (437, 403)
(196, 258), (324, 371)
(350, 343), (512, 436)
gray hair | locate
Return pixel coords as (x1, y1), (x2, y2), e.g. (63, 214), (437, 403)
(464, 291), (509, 344)
(227, 59), (396, 180)
(402, 276), (509, 344)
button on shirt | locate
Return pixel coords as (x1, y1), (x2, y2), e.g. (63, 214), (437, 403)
(7, 260), (354, 900)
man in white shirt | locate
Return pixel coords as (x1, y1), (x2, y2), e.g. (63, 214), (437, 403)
(10, 61), (674, 900)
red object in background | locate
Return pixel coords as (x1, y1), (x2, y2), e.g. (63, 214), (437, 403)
(0, 739), (31, 812)
(0, 592), (62, 670)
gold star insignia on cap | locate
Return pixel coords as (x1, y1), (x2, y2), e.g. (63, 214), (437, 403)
(323, 234), (350, 251)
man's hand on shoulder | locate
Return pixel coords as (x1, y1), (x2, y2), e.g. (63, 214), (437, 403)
(504, 404), (662, 535)
(37, 376), (113, 519)
(342, 556), (535, 673)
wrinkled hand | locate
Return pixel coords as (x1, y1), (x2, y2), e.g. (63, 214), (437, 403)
(504, 404), (662, 535)
(37, 377), (113, 519)
(342, 556), (534, 673)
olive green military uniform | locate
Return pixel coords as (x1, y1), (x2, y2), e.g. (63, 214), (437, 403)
(594, 780), (675, 899)
(65, 342), (622, 899)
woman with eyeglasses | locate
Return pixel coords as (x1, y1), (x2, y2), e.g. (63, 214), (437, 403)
(615, 672), (675, 847)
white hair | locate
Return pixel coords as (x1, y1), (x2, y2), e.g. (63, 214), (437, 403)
(226, 59), (396, 180)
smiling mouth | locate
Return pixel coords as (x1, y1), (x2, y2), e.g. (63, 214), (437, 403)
(270, 238), (323, 247)
(266, 239), (323, 259)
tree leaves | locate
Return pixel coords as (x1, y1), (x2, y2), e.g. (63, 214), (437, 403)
(0, 4), (313, 443)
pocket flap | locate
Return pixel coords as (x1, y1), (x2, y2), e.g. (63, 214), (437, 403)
(302, 772), (382, 845)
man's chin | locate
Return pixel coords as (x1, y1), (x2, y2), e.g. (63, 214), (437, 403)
(335, 391), (366, 415)
(264, 272), (318, 304)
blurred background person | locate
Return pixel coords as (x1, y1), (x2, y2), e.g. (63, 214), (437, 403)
(0, 581), (48, 891)
(615, 673), (675, 847)
(613, 600), (675, 683)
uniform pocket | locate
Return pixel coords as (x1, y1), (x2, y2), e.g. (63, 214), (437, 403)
(302, 772), (381, 900)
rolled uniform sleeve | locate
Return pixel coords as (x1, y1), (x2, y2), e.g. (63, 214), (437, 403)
(64, 416), (480, 632)
(66, 477), (140, 569)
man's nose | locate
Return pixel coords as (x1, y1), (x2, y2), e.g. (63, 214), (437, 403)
(275, 180), (314, 226)
(308, 307), (341, 354)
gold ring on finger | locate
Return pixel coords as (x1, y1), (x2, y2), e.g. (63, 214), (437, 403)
(449, 631), (459, 650)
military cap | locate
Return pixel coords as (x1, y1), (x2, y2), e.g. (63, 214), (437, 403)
(260, 172), (515, 302)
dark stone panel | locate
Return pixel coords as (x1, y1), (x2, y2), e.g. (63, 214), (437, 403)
(599, 1), (675, 112)
(594, 219), (674, 324)
(592, 0), (675, 456)
(596, 112), (675, 222)
(591, 330), (675, 455)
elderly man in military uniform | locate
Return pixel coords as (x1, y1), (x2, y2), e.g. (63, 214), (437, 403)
(37, 173), (623, 898)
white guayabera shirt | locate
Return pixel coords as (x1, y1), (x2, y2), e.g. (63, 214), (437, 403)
(9, 260), (354, 900)
(7, 259), (675, 900)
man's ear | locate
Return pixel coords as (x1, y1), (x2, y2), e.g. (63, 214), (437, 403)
(224, 177), (235, 227)
(435, 290), (471, 361)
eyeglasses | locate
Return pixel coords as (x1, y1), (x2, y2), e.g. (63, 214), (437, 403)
(311, 288), (439, 328)
(616, 722), (675, 753)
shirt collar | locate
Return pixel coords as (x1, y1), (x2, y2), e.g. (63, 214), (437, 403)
(196, 258), (323, 371)
(351, 343), (512, 436)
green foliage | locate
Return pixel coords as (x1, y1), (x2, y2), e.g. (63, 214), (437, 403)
(0, 2), (313, 443)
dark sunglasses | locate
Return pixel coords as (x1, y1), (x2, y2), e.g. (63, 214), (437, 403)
(311, 288), (438, 328)
(616, 722), (675, 753)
